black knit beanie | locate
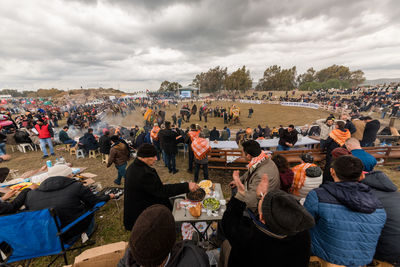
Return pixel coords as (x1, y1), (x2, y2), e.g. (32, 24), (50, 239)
(137, 144), (157, 158)
(261, 190), (315, 236)
(130, 205), (176, 266)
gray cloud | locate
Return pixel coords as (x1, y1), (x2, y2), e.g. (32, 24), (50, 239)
(0, 0), (399, 91)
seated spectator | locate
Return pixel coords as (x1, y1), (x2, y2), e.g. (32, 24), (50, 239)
(58, 126), (77, 147)
(252, 127), (262, 140)
(270, 127), (279, 138)
(323, 121), (351, 183)
(118, 204), (209, 267)
(362, 171), (400, 266)
(304, 156), (386, 266)
(277, 125), (298, 151)
(25, 164), (114, 242)
(220, 126), (229, 141)
(345, 137), (377, 171)
(0, 130), (6, 156)
(99, 130), (111, 154)
(290, 153), (322, 199)
(201, 125), (210, 138)
(221, 174), (315, 267)
(0, 185), (38, 215)
(271, 154), (294, 192)
(23, 125), (40, 147)
(210, 127), (219, 141)
(229, 140), (280, 212)
(80, 128), (99, 153)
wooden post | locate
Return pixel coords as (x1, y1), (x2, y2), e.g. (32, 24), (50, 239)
(389, 117), (396, 128)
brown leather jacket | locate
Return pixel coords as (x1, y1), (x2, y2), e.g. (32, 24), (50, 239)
(107, 142), (129, 167)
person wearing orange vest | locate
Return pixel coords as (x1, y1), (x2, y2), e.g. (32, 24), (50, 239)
(185, 124), (200, 173)
(150, 123), (161, 161)
(35, 118), (55, 158)
(191, 132), (211, 182)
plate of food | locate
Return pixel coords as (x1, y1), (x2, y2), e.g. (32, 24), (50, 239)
(202, 197), (220, 211)
(198, 180), (212, 194)
(198, 180), (212, 189)
(189, 202), (202, 218)
(186, 188), (206, 202)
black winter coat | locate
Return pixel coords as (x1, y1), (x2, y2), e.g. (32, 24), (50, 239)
(159, 129), (179, 154)
(99, 135), (111, 154)
(124, 158), (189, 230)
(82, 133), (99, 151)
(25, 176), (109, 240)
(209, 130), (219, 141)
(221, 197), (311, 267)
(0, 188), (31, 215)
(278, 129), (298, 147)
(345, 120), (357, 134)
(362, 171), (400, 265)
(362, 120), (381, 144)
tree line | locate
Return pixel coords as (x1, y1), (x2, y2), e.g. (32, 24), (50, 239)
(159, 64), (366, 93)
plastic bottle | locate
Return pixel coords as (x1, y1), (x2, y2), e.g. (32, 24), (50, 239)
(46, 160), (52, 168)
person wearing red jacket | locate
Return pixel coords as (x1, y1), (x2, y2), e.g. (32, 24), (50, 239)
(35, 118), (55, 158)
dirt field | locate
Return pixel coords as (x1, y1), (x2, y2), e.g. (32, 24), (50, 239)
(119, 101), (334, 130)
(3, 102), (399, 266)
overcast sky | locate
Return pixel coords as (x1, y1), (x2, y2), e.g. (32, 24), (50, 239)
(0, 0), (399, 92)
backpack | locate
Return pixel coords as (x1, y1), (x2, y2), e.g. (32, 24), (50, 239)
(168, 240), (210, 267)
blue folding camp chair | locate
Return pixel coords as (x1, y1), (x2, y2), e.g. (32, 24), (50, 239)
(0, 201), (105, 267)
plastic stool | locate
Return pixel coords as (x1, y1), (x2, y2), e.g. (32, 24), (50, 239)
(70, 147), (77, 155)
(101, 153), (109, 164)
(76, 149), (85, 159)
(65, 144), (71, 152)
(18, 143), (34, 153)
(89, 150), (97, 159)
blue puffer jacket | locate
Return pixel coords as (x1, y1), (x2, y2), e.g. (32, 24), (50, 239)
(304, 182), (386, 267)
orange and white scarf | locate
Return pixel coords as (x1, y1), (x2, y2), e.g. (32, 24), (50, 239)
(188, 130), (200, 141)
(150, 126), (160, 141)
(247, 151), (269, 170)
(329, 128), (350, 146)
(191, 137), (211, 160)
(291, 163), (316, 196)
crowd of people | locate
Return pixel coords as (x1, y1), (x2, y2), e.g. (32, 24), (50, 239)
(1, 86), (400, 266)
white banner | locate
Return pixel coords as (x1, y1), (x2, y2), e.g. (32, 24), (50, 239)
(239, 99), (263, 104)
(280, 102), (319, 109)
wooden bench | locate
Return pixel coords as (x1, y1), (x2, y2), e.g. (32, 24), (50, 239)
(207, 149), (249, 170)
(364, 146), (400, 165)
(207, 146), (400, 170)
(272, 148), (326, 164)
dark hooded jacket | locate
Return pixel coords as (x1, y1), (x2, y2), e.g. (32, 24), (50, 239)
(159, 129), (179, 154)
(81, 132), (99, 151)
(25, 176), (109, 240)
(99, 135), (111, 154)
(362, 171), (400, 265)
(118, 241), (210, 267)
(221, 197), (313, 267)
(362, 119), (380, 144)
(304, 182), (387, 266)
(0, 188), (31, 215)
